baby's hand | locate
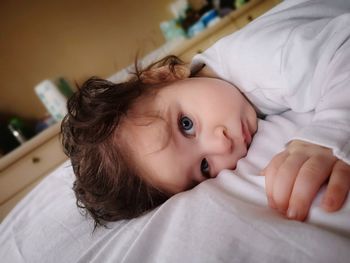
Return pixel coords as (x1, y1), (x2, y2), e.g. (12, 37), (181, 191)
(262, 140), (350, 221)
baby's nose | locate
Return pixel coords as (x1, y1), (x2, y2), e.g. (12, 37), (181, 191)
(203, 126), (232, 155)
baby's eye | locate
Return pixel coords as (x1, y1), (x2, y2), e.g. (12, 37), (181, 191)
(178, 116), (195, 136)
(200, 158), (210, 178)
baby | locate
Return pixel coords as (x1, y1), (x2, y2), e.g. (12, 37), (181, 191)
(61, 0), (350, 227)
(61, 56), (349, 227)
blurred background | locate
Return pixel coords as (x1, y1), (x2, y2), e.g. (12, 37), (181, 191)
(0, 0), (175, 120)
(0, 0), (177, 155)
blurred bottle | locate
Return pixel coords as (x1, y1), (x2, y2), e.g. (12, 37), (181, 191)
(0, 122), (20, 155)
(0, 116), (35, 155)
(8, 117), (34, 144)
(34, 77), (73, 122)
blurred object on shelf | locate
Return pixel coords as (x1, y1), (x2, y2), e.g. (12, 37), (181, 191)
(8, 117), (34, 145)
(0, 123), (20, 155)
(0, 114), (35, 155)
(200, 9), (220, 26)
(57, 77), (74, 98)
(170, 0), (189, 18)
(160, 19), (187, 41)
(235, 0), (249, 8)
(213, 0), (235, 16)
(35, 115), (56, 134)
(184, 8), (220, 37)
(187, 19), (206, 37)
(161, 0), (249, 40)
(179, 6), (201, 33)
(34, 78), (73, 122)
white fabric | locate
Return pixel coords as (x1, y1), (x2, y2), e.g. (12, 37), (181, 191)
(1, 111), (349, 263)
(192, 0), (350, 164)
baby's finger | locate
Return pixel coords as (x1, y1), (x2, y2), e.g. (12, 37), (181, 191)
(272, 154), (307, 213)
(322, 160), (350, 212)
(287, 155), (335, 221)
(264, 151), (288, 208)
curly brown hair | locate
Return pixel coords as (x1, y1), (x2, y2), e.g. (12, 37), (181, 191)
(61, 55), (192, 228)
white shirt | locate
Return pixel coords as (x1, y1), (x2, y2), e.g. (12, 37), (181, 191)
(191, 0), (350, 164)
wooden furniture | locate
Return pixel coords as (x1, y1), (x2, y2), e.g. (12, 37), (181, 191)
(0, 123), (67, 220)
(0, 0), (279, 221)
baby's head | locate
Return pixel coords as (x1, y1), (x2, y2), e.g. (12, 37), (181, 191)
(61, 55), (257, 227)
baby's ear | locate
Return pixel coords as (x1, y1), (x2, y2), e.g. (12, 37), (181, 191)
(141, 64), (190, 84)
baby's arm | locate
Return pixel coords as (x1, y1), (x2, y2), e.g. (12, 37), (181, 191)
(262, 140), (350, 221)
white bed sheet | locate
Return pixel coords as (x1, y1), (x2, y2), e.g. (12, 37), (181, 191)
(1, 110), (349, 263)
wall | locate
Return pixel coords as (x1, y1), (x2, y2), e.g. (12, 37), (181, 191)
(0, 0), (173, 119)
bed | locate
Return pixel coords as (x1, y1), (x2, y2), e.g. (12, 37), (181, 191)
(1, 111), (349, 262)
(1, 1), (350, 262)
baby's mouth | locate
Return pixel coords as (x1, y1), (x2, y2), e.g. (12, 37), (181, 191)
(242, 121), (252, 147)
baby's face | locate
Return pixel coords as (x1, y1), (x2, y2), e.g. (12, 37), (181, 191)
(123, 77), (257, 194)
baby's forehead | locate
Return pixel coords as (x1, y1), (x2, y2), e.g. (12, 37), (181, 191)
(162, 77), (225, 93)
(154, 79), (195, 101)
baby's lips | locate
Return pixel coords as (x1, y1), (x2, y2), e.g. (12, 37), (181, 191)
(242, 121), (252, 146)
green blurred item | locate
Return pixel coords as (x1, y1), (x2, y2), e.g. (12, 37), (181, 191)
(56, 77), (74, 98)
(235, 0), (248, 8)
